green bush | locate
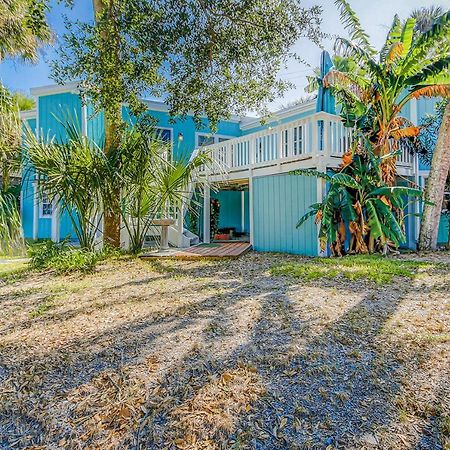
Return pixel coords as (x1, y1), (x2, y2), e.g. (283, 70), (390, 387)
(28, 240), (120, 274)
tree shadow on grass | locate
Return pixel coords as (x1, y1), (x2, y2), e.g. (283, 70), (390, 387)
(134, 273), (408, 448)
(0, 254), (447, 449)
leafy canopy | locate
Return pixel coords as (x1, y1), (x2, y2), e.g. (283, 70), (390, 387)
(52, 0), (323, 129)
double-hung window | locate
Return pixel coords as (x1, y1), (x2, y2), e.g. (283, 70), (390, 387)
(40, 191), (53, 218)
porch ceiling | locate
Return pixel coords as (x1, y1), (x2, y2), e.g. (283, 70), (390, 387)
(214, 178), (249, 191)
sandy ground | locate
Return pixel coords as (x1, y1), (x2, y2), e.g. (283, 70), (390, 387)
(0, 252), (449, 450)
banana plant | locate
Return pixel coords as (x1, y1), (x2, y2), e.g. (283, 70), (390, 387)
(324, 1), (450, 185)
(294, 138), (423, 256)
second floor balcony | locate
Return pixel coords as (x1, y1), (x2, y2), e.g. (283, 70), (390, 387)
(198, 112), (416, 181)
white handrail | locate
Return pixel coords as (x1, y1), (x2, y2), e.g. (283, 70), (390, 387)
(198, 111), (413, 174)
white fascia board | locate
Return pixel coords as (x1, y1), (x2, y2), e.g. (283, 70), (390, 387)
(20, 109), (37, 120)
(30, 81), (80, 97)
(240, 100), (316, 131)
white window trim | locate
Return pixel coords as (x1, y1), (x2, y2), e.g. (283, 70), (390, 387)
(154, 126), (174, 155)
(195, 132), (235, 147)
(38, 191), (54, 219)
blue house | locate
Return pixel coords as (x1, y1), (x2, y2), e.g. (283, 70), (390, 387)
(20, 69), (448, 255)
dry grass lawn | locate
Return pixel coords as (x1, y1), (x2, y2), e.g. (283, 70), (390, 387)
(0, 252), (449, 449)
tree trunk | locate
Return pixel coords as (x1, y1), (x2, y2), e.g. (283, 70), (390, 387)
(92, 0), (121, 248)
(418, 103), (450, 250)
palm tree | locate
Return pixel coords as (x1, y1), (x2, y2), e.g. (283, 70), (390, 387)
(0, 0), (52, 254)
(25, 114), (110, 250)
(0, 85), (25, 255)
(91, 0), (123, 248)
(25, 114), (211, 253)
(411, 6), (445, 33)
(116, 123), (211, 254)
(324, 0), (450, 185)
(0, 0), (52, 63)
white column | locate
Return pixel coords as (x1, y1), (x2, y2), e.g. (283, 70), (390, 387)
(316, 159), (327, 256)
(323, 120), (330, 156)
(241, 190), (245, 233)
(32, 180), (38, 241)
(81, 104), (88, 137)
(312, 120), (318, 154)
(51, 201), (60, 242)
(203, 183), (211, 243)
(249, 176), (254, 246)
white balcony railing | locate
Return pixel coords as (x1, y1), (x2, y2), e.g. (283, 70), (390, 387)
(198, 111), (414, 175)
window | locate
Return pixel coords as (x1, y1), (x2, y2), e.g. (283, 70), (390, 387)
(196, 134), (232, 147)
(155, 128), (172, 143)
(197, 134), (214, 147)
(40, 191), (53, 218)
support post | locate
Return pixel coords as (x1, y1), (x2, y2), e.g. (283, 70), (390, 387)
(203, 183), (211, 244)
(51, 200), (60, 243)
(249, 176), (254, 246)
(32, 180), (38, 241)
(241, 190), (245, 233)
(316, 159), (327, 256)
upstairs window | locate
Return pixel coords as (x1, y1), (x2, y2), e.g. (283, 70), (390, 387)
(196, 134), (231, 147)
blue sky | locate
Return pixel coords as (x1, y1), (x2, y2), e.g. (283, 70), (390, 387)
(0, 0), (446, 111)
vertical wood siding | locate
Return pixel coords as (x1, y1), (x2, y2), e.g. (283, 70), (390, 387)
(253, 173), (318, 256)
(38, 93), (83, 240)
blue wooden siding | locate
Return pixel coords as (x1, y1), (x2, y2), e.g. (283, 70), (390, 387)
(21, 118), (36, 239)
(211, 190), (249, 233)
(23, 90), (242, 241)
(87, 104), (104, 145)
(253, 173), (318, 256)
(122, 106), (242, 161)
(38, 93), (83, 240)
(39, 93), (82, 141)
(438, 215), (448, 245)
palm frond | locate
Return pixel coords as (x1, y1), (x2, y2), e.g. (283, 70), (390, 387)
(402, 12), (450, 76)
(296, 208), (319, 229)
(391, 126), (421, 139)
(331, 173), (360, 189)
(370, 186), (423, 198)
(400, 18), (416, 57)
(323, 69), (369, 102)
(366, 199), (386, 244)
(333, 37), (383, 80)
(334, 0), (376, 55)
(405, 56), (450, 86)
(386, 42), (404, 63)
(410, 84), (450, 99)
(380, 15), (402, 62)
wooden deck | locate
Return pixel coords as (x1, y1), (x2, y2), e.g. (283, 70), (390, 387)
(141, 242), (252, 260)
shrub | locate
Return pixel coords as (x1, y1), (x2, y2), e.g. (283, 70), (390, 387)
(28, 240), (120, 274)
